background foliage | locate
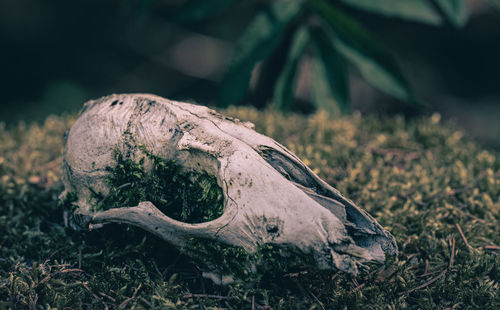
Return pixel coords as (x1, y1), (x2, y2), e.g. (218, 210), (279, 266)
(175, 0), (474, 112)
(1, 0), (500, 146)
(1, 109), (498, 309)
(212, 0), (465, 112)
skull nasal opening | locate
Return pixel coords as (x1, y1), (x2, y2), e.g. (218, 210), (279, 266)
(93, 149), (225, 224)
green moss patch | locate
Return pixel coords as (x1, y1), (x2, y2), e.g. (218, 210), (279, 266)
(94, 150), (224, 223)
(183, 238), (318, 281)
(1, 110), (499, 309)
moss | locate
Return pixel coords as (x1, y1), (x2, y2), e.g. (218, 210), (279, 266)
(183, 238), (253, 278)
(1, 109), (499, 309)
(94, 149), (224, 223)
(59, 191), (78, 212)
(183, 239), (318, 281)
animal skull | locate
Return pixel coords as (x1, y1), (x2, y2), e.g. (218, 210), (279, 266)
(61, 94), (397, 280)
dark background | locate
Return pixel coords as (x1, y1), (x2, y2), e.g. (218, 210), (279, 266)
(1, 0), (499, 148)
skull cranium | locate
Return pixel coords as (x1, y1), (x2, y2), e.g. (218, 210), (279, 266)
(61, 94), (397, 281)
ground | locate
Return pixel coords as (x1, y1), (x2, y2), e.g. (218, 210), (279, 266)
(0, 108), (499, 309)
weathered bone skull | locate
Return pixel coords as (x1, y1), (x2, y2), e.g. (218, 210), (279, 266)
(61, 94), (397, 278)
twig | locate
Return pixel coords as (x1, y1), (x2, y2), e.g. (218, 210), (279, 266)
(182, 294), (228, 300)
(294, 279), (325, 310)
(284, 270), (308, 278)
(133, 284), (142, 297)
(423, 259), (429, 275)
(485, 245), (500, 250)
(61, 268), (84, 273)
(449, 236), (455, 268)
(119, 298), (134, 309)
(80, 282), (100, 300)
(78, 249), (82, 269)
(456, 223), (475, 252)
(41, 157), (62, 170)
(252, 296), (255, 310)
(331, 271), (341, 281)
(28, 293), (38, 310)
(404, 236), (455, 295)
(406, 269), (448, 294)
(139, 297), (152, 307)
(98, 292), (116, 303)
(457, 205), (494, 226)
(419, 263), (447, 278)
(37, 268), (83, 286)
(350, 282), (366, 293)
(306, 288), (325, 310)
(118, 283), (142, 309)
(392, 223), (408, 230)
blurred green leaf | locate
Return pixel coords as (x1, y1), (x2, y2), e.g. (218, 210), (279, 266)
(484, 0), (500, 10)
(311, 28), (349, 114)
(434, 0), (468, 27)
(311, 55), (342, 115)
(174, 0), (237, 23)
(219, 0), (303, 107)
(273, 27), (310, 111)
(309, 0), (413, 102)
(339, 0), (443, 25)
(252, 29), (297, 108)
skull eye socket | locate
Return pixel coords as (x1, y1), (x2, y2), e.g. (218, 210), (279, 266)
(259, 146), (347, 220)
(259, 146), (377, 228)
(93, 150), (225, 223)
